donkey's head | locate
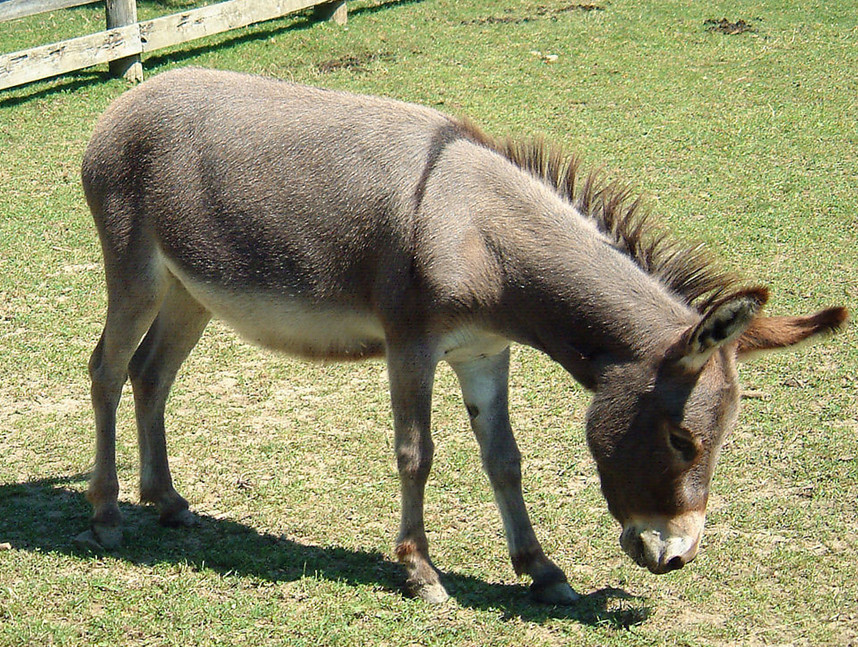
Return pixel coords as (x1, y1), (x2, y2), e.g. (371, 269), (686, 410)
(585, 288), (847, 574)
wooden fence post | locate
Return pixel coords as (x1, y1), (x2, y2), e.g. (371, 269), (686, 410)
(105, 0), (142, 82)
(313, 0), (347, 25)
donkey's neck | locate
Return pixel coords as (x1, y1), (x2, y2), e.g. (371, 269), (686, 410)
(504, 229), (692, 387)
(469, 164), (694, 389)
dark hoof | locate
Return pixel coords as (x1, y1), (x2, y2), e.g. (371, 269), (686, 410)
(531, 580), (580, 605)
(79, 523), (122, 550)
(159, 507), (197, 528)
(73, 529), (105, 552)
(406, 581), (450, 604)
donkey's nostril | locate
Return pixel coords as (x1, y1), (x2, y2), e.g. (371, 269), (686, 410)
(665, 555), (685, 572)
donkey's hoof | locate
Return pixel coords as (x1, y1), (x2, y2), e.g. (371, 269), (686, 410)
(94, 524), (123, 549)
(159, 507), (197, 528)
(408, 581), (450, 604)
(84, 523), (123, 550)
(531, 580), (580, 605)
(73, 529), (105, 552)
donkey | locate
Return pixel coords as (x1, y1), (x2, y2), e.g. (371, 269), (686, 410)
(80, 67), (847, 604)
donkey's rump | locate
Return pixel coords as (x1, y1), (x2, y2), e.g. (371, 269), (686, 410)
(84, 68), (475, 300)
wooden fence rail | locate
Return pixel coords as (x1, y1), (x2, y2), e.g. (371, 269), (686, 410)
(0, 0), (346, 91)
(0, 0), (93, 22)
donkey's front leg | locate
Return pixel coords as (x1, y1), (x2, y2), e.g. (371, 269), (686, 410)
(451, 349), (579, 605)
(386, 342), (449, 603)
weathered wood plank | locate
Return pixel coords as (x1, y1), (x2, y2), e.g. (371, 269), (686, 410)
(0, 0), (96, 23)
(139, 0), (323, 52)
(0, 23), (141, 90)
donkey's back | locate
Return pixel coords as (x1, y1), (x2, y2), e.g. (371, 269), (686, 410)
(83, 67), (500, 360)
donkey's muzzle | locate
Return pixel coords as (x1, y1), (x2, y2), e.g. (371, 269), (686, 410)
(620, 511), (704, 575)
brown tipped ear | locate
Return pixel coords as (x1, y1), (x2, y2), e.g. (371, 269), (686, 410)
(736, 306), (848, 359)
(669, 288), (769, 373)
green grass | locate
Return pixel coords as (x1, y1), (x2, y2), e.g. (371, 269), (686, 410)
(1, 0), (856, 645)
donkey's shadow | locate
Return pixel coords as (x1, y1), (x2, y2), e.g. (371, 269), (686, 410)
(0, 474), (648, 626)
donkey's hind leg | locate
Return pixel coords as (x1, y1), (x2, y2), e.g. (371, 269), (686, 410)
(450, 349), (579, 605)
(87, 271), (168, 548)
(128, 280), (211, 527)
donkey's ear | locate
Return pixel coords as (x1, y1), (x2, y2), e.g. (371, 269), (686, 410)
(735, 306), (848, 360)
(669, 288), (769, 373)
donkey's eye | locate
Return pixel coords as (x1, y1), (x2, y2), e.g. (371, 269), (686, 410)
(667, 427), (699, 463)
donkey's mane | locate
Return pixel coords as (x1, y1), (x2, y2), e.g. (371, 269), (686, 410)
(456, 118), (741, 313)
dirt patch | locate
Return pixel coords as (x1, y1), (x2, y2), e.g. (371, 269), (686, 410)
(462, 13), (531, 26)
(674, 608), (728, 628)
(317, 51), (395, 74)
(553, 3), (605, 13)
(463, 4), (604, 26)
(705, 18), (753, 35)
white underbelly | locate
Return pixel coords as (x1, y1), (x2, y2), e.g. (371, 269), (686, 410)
(167, 262), (386, 359)
(165, 260), (510, 364)
(225, 300), (385, 359)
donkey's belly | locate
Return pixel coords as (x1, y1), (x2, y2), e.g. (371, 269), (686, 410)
(226, 300), (386, 360)
(166, 260), (511, 365)
(170, 265), (386, 360)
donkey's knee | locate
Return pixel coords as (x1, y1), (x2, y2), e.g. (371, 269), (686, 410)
(89, 339), (127, 401)
(88, 337), (104, 378)
(128, 364), (168, 405)
(483, 449), (522, 489)
(396, 440), (434, 484)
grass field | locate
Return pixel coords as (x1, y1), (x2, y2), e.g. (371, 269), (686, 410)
(1, 0), (856, 645)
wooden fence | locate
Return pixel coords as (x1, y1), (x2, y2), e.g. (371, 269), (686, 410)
(0, 0), (346, 90)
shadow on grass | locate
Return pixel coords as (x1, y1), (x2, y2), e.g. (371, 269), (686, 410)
(348, 0), (426, 19)
(0, 70), (110, 109)
(0, 11), (311, 108)
(0, 474), (649, 627)
(140, 10), (318, 70)
(131, 0), (424, 14)
(141, 0), (428, 71)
